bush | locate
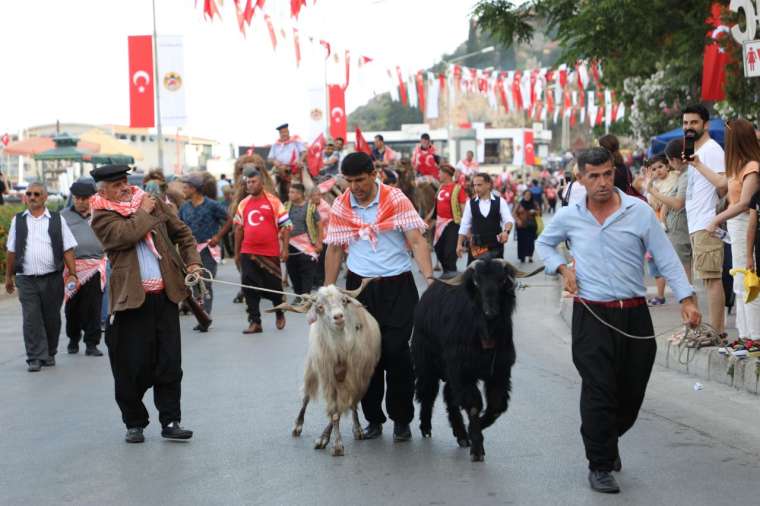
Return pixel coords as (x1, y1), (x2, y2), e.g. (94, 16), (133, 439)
(0, 204), (25, 278)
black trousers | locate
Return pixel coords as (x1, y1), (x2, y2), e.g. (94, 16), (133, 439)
(516, 226), (537, 261)
(105, 292), (183, 429)
(571, 301), (656, 471)
(286, 245), (317, 295)
(313, 249), (326, 289)
(16, 271), (64, 363)
(199, 247), (218, 314)
(434, 222), (459, 272)
(65, 273), (102, 347)
(241, 254), (284, 324)
(346, 270), (418, 425)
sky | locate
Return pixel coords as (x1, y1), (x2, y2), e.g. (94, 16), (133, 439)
(0, 0), (479, 145)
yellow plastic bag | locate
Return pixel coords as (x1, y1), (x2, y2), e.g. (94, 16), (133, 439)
(536, 215), (544, 236)
(729, 268), (760, 303)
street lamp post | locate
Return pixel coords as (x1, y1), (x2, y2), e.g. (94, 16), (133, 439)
(442, 46), (494, 165)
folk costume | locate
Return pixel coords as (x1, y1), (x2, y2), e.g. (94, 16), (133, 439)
(91, 167), (201, 436)
(284, 200), (320, 295)
(325, 183), (426, 428)
(233, 191), (292, 327)
(61, 181), (106, 355)
(411, 143), (439, 179)
(433, 182), (467, 274)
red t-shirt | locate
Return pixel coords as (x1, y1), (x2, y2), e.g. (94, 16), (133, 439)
(241, 194), (280, 256)
(436, 183), (467, 220)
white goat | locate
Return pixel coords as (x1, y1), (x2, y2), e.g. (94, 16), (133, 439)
(274, 281), (380, 456)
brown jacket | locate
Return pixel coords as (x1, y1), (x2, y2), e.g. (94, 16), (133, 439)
(92, 199), (201, 314)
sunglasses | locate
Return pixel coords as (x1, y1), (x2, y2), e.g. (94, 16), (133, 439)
(25, 191), (42, 197)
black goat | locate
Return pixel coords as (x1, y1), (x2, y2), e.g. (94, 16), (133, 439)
(412, 258), (527, 462)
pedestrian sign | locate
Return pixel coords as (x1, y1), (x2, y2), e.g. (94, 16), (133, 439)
(742, 39), (760, 77)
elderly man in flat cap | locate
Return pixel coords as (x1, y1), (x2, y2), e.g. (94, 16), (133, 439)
(179, 173), (232, 327)
(267, 123), (306, 200)
(61, 180), (106, 357)
(90, 164), (201, 444)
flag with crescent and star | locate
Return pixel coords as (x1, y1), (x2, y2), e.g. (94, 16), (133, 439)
(354, 127), (372, 156)
(306, 133), (326, 177)
(128, 35), (155, 128)
(328, 84), (347, 141)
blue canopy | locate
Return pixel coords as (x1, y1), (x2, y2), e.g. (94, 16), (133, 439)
(648, 119), (725, 157)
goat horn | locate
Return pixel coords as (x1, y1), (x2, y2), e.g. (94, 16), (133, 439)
(494, 260), (545, 278)
(439, 259), (484, 286)
(266, 300), (313, 314)
(338, 277), (376, 299)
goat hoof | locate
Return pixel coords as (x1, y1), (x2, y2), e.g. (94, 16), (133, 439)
(470, 452), (485, 462)
(353, 429), (365, 441)
(292, 425), (303, 437)
(314, 437), (329, 450)
(331, 444), (345, 457)
(457, 438), (470, 448)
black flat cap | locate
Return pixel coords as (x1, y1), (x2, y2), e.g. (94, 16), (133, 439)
(276, 123), (288, 131)
(70, 181), (96, 197)
(90, 164), (131, 182)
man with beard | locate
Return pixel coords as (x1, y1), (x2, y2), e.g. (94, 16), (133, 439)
(91, 165), (201, 443)
(234, 169), (291, 334)
(61, 181), (106, 356)
(536, 147), (701, 494)
(681, 104), (727, 336)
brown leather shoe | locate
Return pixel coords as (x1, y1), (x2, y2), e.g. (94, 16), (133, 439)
(242, 322), (263, 334)
(275, 311), (286, 330)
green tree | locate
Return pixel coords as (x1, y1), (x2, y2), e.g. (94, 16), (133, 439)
(474, 0), (760, 138)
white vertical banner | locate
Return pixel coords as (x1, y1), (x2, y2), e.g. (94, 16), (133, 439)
(156, 35), (187, 128)
(425, 71), (439, 119)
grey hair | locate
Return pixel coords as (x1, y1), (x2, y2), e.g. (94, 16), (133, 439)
(27, 182), (47, 193)
(576, 147), (612, 173)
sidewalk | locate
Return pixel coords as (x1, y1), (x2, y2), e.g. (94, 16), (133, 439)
(556, 280), (760, 396)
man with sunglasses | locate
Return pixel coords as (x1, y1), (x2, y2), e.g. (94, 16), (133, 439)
(5, 182), (78, 372)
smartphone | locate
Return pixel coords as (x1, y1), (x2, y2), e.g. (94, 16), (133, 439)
(684, 131), (697, 160)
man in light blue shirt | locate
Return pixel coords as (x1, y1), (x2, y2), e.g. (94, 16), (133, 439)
(324, 152), (432, 444)
(536, 147), (701, 495)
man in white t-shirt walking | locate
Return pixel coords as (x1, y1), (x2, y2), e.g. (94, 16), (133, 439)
(682, 104), (727, 334)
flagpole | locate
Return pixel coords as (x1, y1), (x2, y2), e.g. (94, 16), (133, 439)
(152, 0), (164, 171)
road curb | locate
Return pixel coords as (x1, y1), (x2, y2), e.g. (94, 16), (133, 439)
(558, 296), (760, 396)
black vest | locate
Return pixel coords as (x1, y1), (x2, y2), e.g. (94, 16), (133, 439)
(14, 211), (64, 274)
(470, 197), (501, 249)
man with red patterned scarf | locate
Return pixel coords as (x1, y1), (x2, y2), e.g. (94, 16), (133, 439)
(324, 152), (433, 443)
(91, 165), (201, 444)
(429, 164), (467, 278)
(267, 123), (306, 200)
(411, 133), (440, 179)
(455, 150), (479, 182)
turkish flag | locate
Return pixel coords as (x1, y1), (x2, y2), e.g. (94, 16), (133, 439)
(354, 127), (372, 155)
(306, 133), (326, 177)
(701, 3), (729, 101)
(328, 84), (347, 141)
(128, 35), (155, 128)
(523, 130), (535, 166)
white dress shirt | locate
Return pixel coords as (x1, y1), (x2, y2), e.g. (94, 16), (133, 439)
(458, 195), (515, 236)
(6, 209), (77, 275)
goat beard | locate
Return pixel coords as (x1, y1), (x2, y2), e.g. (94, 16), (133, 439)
(334, 361), (347, 382)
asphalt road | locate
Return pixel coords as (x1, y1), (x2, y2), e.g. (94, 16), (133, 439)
(1, 233), (759, 506)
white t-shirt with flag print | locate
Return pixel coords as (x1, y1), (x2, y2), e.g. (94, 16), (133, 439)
(685, 138), (725, 234)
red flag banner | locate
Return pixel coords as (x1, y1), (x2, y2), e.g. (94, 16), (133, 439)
(328, 84), (347, 141)
(523, 130), (535, 166)
(396, 66), (408, 106)
(306, 133), (325, 177)
(291, 0), (307, 19)
(355, 127), (372, 155)
(416, 71), (426, 114)
(293, 27), (301, 67)
(128, 35), (155, 128)
(701, 2), (729, 101)
(264, 14), (277, 50)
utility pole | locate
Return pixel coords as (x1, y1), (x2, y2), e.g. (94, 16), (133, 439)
(152, 0), (164, 171)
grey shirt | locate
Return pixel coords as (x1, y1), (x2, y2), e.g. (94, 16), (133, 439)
(61, 207), (104, 259)
(289, 202), (319, 237)
(665, 171), (689, 245)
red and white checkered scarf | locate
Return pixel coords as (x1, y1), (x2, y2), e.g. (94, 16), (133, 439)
(325, 183), (426, 249)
